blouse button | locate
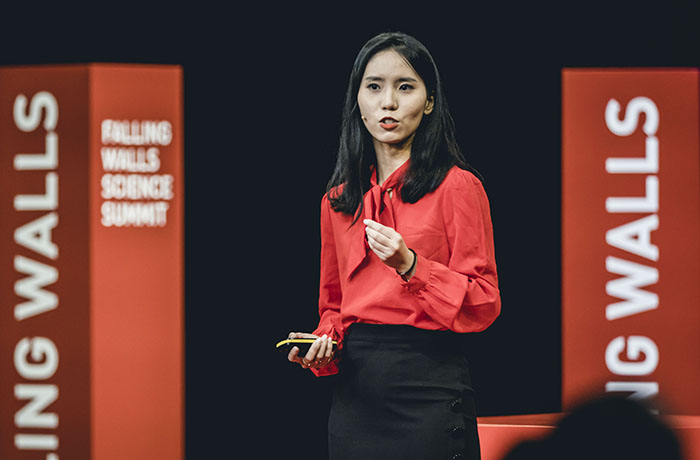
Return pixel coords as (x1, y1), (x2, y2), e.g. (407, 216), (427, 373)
(450, 398), (464, 412)
(451, 454), (463, 460)
(450, 426), (465, 437)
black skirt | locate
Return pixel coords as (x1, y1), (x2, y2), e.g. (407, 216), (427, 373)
(328, 323), (480, 460)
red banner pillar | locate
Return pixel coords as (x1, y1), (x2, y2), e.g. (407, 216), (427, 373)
(562, 68), (700, 415)
(477, 68), (700, 460)
(0, 64), (184, 460)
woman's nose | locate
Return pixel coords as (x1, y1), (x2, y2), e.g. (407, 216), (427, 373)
(381, 89), (398, 110)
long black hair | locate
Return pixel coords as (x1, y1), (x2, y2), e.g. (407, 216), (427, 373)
(327, 31), (481, 221)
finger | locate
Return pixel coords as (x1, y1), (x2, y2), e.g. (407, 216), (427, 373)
(363, 218), (392, 232)
(291, 332), (318, 339)
(304, 336), (323, 364)
(366, 227), (394, 250)
(364, 219), (396, 238)
(289, 332), (320, 339)
(324, 337), (334, 360)
(364, 219), (397, 236)
(366, 232), (385, 251)
(305, 337), (324, 368)
(368, 233), (398, 257)
(365, 224), (401, 240)
(300, 350), (312, 368)
(367, 237), (389, 260)
(288, 346), (300, 363)
(315, 335), (328, 365)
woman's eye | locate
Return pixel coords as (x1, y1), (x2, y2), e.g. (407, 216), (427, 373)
(367, 83), (380, 90)
(399, 84), (414, 91)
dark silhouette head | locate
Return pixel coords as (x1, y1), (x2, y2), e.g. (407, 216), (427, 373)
(503, 395), (682, 460)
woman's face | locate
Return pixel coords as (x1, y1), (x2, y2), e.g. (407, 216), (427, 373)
(357, 49), (434, 150)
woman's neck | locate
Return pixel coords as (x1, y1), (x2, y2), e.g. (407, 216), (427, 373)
(373, 137), (413, 185)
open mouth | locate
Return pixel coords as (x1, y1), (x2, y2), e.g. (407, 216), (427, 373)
(379, 117), (398, 129)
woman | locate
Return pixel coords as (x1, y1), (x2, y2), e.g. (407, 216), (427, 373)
(288, 31), (500, 460)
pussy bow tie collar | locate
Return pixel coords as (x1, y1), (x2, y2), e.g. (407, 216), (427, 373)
(346, 160), (410, 280)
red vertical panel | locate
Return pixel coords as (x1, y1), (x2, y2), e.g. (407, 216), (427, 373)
(89, 64), (184, 460)
(562, 69), (700, 414)
(0, 67), (91, 459)
(0, 63), (183, 460)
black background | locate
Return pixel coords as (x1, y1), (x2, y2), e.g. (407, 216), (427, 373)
(1, 3), (698, 459)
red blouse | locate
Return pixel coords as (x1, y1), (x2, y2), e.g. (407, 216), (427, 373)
(312, 160), (501, 376)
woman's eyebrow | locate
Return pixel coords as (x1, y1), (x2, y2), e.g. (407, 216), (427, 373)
(363, 76), (419, 83)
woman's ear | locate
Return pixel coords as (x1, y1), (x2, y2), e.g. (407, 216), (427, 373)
(424, 96), (435, 115)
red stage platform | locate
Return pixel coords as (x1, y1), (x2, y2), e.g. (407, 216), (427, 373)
(477, 414), (560, 460)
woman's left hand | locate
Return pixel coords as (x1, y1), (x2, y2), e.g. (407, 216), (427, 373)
(363, 219), (415, 276)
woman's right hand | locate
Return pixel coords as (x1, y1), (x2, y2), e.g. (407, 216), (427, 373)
(287, 332), (335, 370)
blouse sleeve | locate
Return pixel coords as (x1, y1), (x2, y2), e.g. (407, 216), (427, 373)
(401, 170), (501, 332)
(310, 193), (343, 376)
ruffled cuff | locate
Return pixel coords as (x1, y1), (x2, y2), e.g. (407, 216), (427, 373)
(309, 326), (342, 377)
